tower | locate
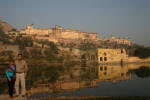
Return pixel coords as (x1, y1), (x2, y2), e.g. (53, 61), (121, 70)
(26, 24), (33, 29)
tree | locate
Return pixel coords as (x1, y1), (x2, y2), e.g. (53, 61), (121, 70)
(14, 36), (33, 50)
(30, 48), (42, 58)
(134, 47), (150, 58)
(0, 27), (10, 44)
(79, 42), (97, 51)
(44, 49), (56, 61)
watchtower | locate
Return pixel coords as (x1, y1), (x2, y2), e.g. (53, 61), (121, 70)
(26, 24), (33, 29)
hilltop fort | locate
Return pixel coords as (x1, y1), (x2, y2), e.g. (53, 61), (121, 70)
(7, 23), (131, 46)
(0, 18), (131, 46)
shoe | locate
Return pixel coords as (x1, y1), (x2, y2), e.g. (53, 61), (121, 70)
(15, 95), (19, 97)
(10, 96), (13, 99)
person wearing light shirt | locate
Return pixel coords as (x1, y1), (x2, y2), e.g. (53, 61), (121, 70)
(15, 54), (28, 97)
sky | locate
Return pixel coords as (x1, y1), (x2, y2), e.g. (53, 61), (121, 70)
(0, 0), (150, 46)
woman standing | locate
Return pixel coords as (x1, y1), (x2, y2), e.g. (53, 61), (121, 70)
(5, 60), (16, 99)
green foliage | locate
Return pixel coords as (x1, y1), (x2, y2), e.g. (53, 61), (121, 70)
(0, 50), (14, 60)
(0, 27), (10, 44)
(57, 56), (64, 62)
(44, 49), (57, 61)
(79, 42), (97, 51)
(14, 36), (33, 50)
(43, 41), (60, 62)
(22, 49), (30, 59)
(0, 58), (7, 63)
(134, 47), (150, 58)
(0, 64), (8, 93)
(30, 48), (42, 58)
(37, 40), (58, 49)
(26, 58), (46, 66)
(132, 44), (143, 48)
(0, 27), (7, 38)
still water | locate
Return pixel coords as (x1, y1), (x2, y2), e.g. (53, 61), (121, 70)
(0, 63), (150, 98)
(30, 63), (150, 98)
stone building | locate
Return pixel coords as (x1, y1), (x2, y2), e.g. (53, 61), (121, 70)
(0, 17), (132, 46)
(19, 24), (98, 41)
(84, 48), (128, 65)
(104, 36), (131, 46)
(97, 48), (128, 64)
(6, 22), (131, 46)
(19, 24), (53, 35)
(83, 50), (98, 65)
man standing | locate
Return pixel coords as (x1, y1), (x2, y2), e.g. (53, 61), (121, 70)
(15, 54), (28, 97)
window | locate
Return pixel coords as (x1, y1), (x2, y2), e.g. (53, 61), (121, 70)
(121, 73), (124, 76)
(100, 57), (103, 61)
(100, 67), (103, 71)
(88, 56), (91, 60)
(91, 55), (95, 60)
(104, 52), (107, 56)
(104, 57), (107, 61)
(121, 49), (124, 54)
(104, 66), (107, 70)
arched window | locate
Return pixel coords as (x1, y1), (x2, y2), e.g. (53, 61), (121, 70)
(91, 55), (95, 60)
(121, 73), (124, 76)
(121, 49), (124, 54)
(88, 56), (91, 60)
(104, 52), (107, 56)
(104, 57), (107, 61)
(104, 66), (107, 70)
(100, 57), (103, 61)
(100, 66), (103, 71)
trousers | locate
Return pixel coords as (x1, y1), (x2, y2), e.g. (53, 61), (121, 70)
(15, 73), (26, 95)
(8, 78), (15, 96)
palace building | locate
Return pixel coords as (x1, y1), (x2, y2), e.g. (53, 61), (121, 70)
(84, 48), (128, 65)
(19, 24), (98, 40)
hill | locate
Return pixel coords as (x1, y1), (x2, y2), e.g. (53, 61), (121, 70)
(0, 18), (15, 34)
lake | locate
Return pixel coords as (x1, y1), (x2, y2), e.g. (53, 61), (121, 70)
(0, 63), (150, 98)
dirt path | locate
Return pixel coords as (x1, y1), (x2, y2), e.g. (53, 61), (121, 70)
(0, 94), (28, 100)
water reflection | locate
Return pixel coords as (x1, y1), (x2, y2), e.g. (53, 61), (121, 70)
(1, 63), (150, 97)
(98, 65), (131, 83)
(131, 66), (150, 78)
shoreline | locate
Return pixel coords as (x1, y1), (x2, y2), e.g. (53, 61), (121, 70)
(87, 59), (150, 66)
(1, 94), (150, 100)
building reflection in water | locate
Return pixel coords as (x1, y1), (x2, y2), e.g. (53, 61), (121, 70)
(28, 64), (135, 95)
(97, 65), (131, 83)
(1, 63), (150, 96)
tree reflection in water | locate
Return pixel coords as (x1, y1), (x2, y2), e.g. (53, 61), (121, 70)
(131, 66), (150, 78)
(0, 63), (150, 97)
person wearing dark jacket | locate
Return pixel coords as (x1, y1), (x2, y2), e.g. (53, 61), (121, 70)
(5, 60), (16, 99)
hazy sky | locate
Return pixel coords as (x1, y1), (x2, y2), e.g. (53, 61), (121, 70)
(0, 0), (150, 46)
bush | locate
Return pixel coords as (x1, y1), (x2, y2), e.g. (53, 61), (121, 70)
(134, 47), (150, 58)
